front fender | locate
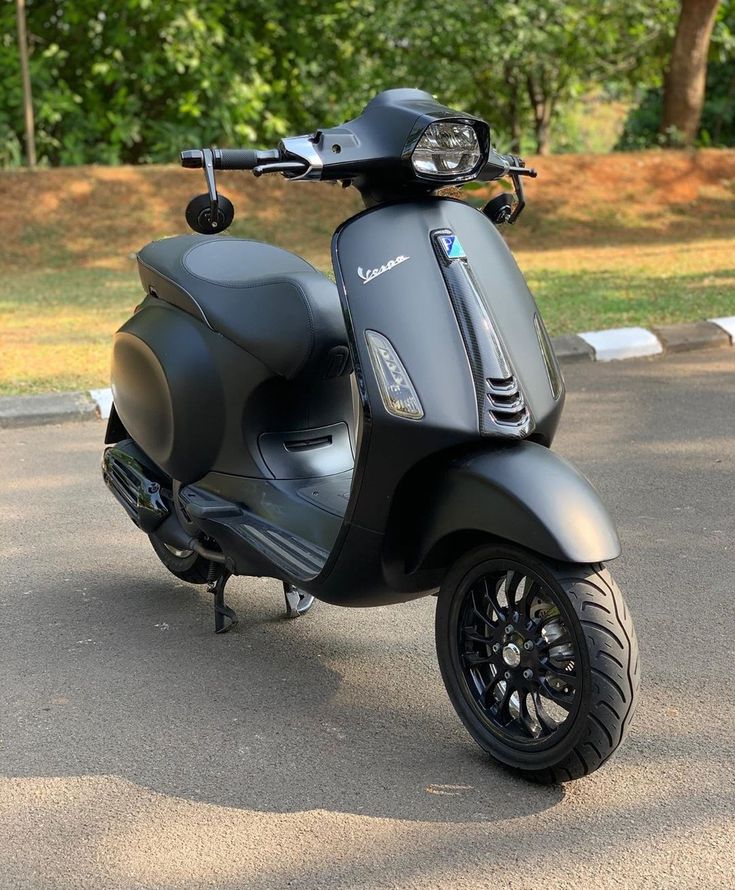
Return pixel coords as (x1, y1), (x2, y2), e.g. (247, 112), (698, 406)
(414, 442), (620, 566)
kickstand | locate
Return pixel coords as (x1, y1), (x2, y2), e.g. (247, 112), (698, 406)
(206, 569), (238, 634)
(283, 582), (316, 619)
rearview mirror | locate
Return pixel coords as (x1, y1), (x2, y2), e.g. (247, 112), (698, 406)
(185, 193), (234, 234)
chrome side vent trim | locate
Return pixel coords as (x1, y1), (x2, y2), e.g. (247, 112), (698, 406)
(432, 228), (534, 439)
(486, 376), (531, 428)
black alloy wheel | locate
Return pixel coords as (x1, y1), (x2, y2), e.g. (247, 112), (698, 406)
(436, 544), (639, 783)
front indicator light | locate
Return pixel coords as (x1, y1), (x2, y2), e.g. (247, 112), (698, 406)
(365, 330), (424, 420)
(411, 122), (481, 177)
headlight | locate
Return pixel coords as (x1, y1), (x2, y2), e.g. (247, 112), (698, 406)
(411, 122), (482, 178)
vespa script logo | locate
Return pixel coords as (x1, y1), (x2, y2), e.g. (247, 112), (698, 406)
(357, 254), (410, 285)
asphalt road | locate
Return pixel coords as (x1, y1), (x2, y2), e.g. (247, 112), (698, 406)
(1, 350), (734, 890)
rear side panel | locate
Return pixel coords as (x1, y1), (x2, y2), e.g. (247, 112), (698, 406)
(112, 298), (273, 482)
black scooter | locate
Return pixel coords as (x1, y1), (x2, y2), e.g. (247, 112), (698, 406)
(103, 89), (639, 783)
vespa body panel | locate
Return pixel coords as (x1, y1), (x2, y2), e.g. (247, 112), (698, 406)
(107, 197), (612, 609)
(408, 441), (621, 566)
(110, 291), (356, 485)
(330, 197), (564, 537)
(111, 298), (271, 482)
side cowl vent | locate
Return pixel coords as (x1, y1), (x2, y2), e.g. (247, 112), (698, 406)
(486, 375), (530, 428)
(431, 228), (533, 439)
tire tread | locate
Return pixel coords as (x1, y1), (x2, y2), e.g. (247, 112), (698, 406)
(538, 561), (640, 782)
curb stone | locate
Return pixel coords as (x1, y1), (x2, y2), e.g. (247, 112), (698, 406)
(0, 391), (97, 429)
(651, 320), (730, 353)
(89, 387), (114, 420)
(1, 317), (734, 429)
(578, 326), (663, 362)
(549, 334), (594, 363)
(709, 316), (735, 344)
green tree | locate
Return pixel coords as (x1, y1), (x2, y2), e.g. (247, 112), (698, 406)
(371, 0), (676, 154)
(0, 0), (390, 165)
(0, 0), (696, 166)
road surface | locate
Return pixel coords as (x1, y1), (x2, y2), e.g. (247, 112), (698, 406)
(1, 350), (733, 889)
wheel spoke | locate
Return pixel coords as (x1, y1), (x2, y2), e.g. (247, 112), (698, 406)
(517, 692), (537, 738)
(480, 672), (503, 707)
(469, 588), (497, 629)
(505, 570), (523, 608)
(540, 678), (575, 710)
(485, 577), (507, 622)
(517, 576), (543, 623)
(532, 691), (560, 734)
(462, 626), (491, 645)
(490, 679), (512, 720)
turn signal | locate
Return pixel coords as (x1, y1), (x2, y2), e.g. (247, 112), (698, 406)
(365, 331), (424, 420)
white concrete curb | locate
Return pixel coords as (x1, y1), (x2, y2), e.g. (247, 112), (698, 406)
(709, 316), (735, 344)
(82, 321), (735, 417)
(578, 326), (664, 362)
(89, 387), (113, 419)
(2, 320), (733, 430)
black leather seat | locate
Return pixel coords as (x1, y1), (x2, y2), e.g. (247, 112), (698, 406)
(137, 235), (350, 380)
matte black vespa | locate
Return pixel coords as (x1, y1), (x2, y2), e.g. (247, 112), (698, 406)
(103, 89), (639, 783)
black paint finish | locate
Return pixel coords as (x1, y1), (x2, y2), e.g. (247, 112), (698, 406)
(412, 441), (621, 566)
(107, 196), (614, 608)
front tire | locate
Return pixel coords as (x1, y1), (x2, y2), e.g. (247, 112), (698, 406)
(435, 544), (639, 783)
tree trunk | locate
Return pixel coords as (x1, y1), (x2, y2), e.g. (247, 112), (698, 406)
(15, 0), (36, 167)
(526, 74), (553, 155)
(661, 0), (721, 145)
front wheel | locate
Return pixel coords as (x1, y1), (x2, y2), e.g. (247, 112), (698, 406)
(435, 544), (639, 783)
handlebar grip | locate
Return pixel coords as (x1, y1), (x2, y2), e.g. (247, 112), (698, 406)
(180, 148), (281, 170)
(215, 149), (261, 170)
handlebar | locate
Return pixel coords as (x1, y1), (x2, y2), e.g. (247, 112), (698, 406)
(180, 142), (535, 231)
(479, 150), (537, 182)
(182, 145), (535, 181)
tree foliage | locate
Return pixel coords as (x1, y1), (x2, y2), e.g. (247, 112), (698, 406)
(0, 0), (730, 167)
(376, 0), (677, 154)
(0, 0), (388, 165)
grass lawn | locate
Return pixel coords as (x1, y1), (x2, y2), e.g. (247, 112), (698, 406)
(0, 268), (133, 395)
(520, 239), (735, 334)
(1, 151), (733, 396)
